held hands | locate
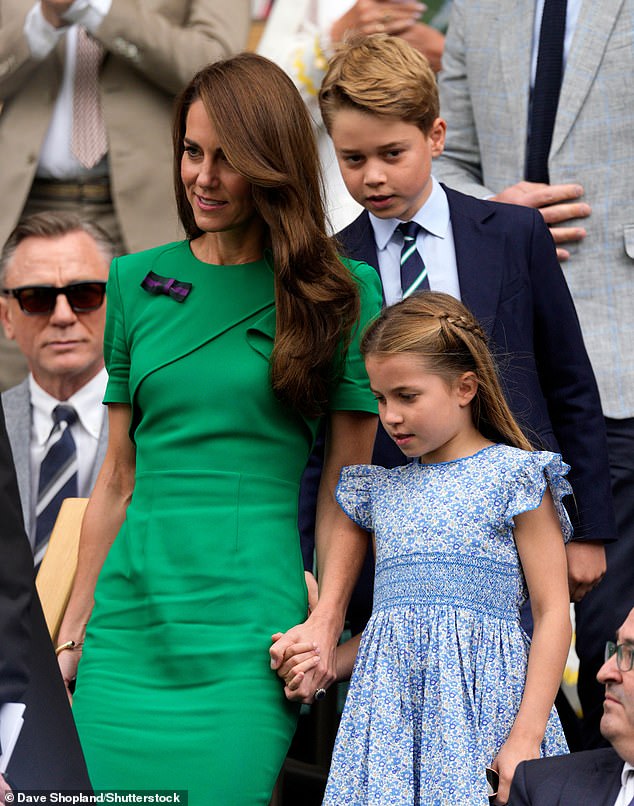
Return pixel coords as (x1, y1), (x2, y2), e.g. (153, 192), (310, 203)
(269, 573), (322, 696)
(490, 735), (540, 805)
(270, 609), (341, 704)
(566, 540), (606, 603)
(270, 636), (321, 695)
(491, 181), (591, 261)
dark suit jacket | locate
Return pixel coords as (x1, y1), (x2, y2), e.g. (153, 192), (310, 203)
(0, 407), (31, 708)
(2, 378), (108, 550)
(0, 408), (90, 790)
(509, 747), (624, 805)
(335, 185), (615, 542)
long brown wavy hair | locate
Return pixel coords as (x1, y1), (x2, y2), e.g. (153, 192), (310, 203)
(172, 54), (360, 418)
(361, 292), (533, 451)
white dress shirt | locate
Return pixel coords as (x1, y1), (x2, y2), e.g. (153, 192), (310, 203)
(28, 368), (107, 541)
(530, 0), (583, 83)
(24, 0), (111, 179)
(368, 177), (460, 307)
(613, 762), (634, 806)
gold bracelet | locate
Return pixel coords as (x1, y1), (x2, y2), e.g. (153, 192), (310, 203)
(55, 640), (76, 656)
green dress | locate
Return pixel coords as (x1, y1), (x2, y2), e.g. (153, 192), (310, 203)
(72, 240), (381, 805)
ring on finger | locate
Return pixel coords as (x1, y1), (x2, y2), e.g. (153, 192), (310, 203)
(314, 687), (327, 701)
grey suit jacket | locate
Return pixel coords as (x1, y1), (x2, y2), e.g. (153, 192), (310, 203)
(434, 0), (634, 419)
(1, 378), (108, 549)
(0, 0), (250, 253)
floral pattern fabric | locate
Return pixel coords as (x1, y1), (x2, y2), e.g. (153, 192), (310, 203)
(323, 444), (571, 805)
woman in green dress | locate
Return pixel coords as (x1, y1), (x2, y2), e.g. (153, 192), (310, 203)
(56, 54), (381, 804)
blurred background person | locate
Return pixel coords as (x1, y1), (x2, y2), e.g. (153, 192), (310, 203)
(0, 0), (251, 390)
(1, 212), (111, 570)
(257, 0), (451, 232)
(56, 53), (381, 803)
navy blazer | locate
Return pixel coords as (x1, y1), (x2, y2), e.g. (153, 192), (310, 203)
(509, 747), (624, 805)
(335, 185), (615, 542)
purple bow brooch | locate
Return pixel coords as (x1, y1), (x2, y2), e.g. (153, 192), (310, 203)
(141, 271), (192, 303)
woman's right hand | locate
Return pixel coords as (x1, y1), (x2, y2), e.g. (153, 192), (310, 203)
(330, 0), (425, 43)
(57, 640), (83, 703)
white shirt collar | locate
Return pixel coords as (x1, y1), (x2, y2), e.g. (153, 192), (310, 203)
(29, 367), (107, 445)
(369, 176), (451, 251)
(621, 761), (634, 787)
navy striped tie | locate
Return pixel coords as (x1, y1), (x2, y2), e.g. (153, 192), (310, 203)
(34, 405), (78, 569)
(398, 221), (429, 298)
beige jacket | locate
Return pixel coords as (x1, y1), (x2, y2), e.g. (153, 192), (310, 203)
(0, 0), (250, 253)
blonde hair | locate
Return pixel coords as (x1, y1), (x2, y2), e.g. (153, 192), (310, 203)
(362, 292), (533, 451)
(319, 34), (439, 135)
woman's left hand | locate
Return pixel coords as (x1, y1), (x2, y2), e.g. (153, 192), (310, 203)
(270, 609), (340, 703)
(270, 633), (320, 691)
(490, 736), (541, 804)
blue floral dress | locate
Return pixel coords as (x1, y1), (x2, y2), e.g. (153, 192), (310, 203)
(323, 444), (571, 806)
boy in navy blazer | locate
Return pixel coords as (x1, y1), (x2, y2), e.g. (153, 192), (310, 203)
(298, 35), (615, 643)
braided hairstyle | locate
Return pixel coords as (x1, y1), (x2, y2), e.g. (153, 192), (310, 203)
(361, 292), (532, 451)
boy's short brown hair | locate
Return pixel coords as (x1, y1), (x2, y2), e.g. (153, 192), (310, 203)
(319, 34), (439, 135)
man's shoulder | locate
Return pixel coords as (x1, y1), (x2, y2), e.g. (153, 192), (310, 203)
(336, 210), (371, 241)
(510, 747), (622, 805)
(1, 378), (30, 413)
(442, 183), (541, 228)
(521, 746), (622, 778)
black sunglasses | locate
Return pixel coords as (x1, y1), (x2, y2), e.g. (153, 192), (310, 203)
(2, 282), (106, 315)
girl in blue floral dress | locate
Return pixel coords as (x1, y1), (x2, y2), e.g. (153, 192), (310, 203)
(284, 292), (572, 805)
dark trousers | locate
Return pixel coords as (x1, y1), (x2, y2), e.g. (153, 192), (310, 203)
(575, 416), (634, 748)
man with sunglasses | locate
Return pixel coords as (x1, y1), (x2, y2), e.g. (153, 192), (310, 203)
(0, 211), (111, 568)
(509, 607), (634, 805)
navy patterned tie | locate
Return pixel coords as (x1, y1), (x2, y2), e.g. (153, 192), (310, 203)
(34, 405), (78, 569)
(398, 221), (430, 298)
(525, 0), (567, 183)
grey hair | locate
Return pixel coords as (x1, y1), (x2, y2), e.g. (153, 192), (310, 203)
(0, 211), (114, 287)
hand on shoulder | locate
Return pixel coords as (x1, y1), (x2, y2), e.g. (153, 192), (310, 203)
(491, 181), (591, 260)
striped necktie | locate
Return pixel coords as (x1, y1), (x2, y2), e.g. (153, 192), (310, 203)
(398, 221), (430, 298)
(34, 405), (78, 569)
(525, 0), (567, 183)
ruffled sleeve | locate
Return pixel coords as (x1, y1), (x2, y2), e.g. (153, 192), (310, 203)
(335, 464), (379, 531)
(505, 451), (574, 542)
